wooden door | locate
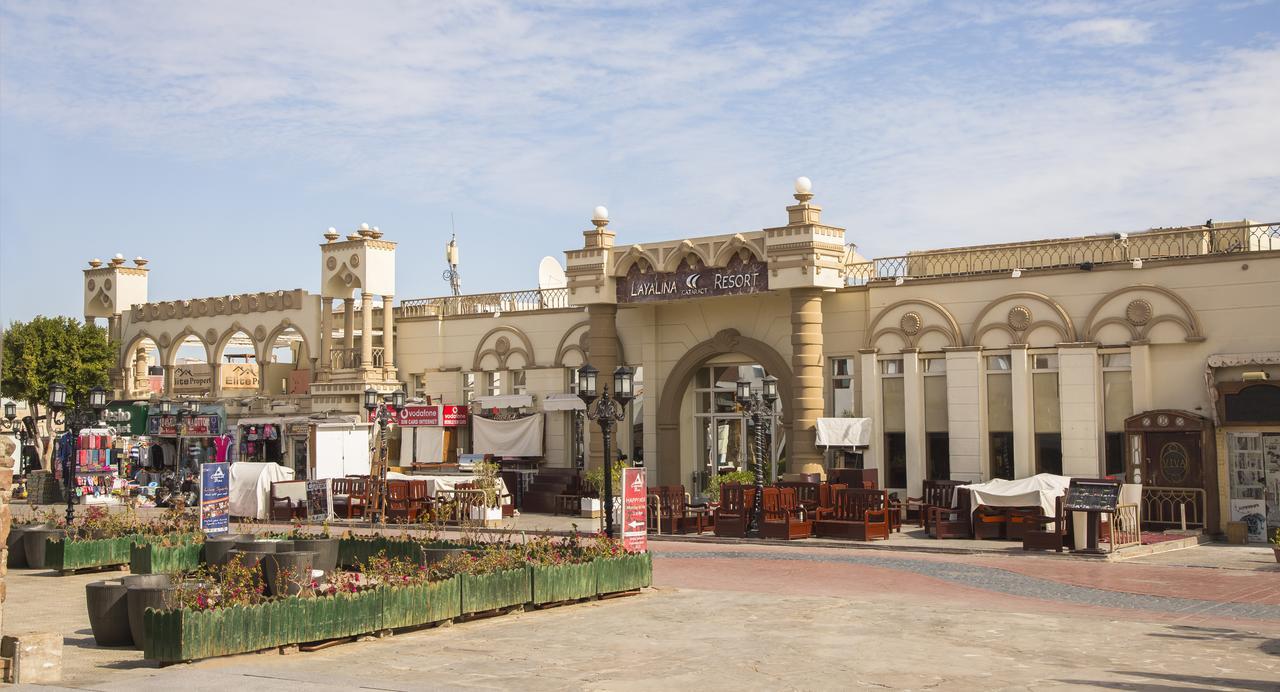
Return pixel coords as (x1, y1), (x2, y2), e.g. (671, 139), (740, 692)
(1143, 431), (1202, 489)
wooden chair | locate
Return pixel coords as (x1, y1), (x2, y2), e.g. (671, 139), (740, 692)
(776, 482), (821, 517)
(652, 485), (705, 535)
(714, 484), (756, 538)
(407, 480), (433, 522)
(346, 477), (368, 519)
(927, 488), (973, 539)
(1023, 497), (1069, 552)
(812, 488), (891, 541)
(386, 480), (411, 523)
(761, 487), (813, 540)
(906, 480), (962, 529)
(972, 505), (1007, 540)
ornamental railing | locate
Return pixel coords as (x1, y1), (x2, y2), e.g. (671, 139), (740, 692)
(1140, 486), (1205, 531)
(846, 221), (1279, 285)
(1105, 503), (1142, 552)
(330, 346), (384, 370)
(396, 288), (571, 318)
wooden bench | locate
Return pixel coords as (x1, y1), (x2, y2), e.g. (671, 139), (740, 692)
(927, 488), (972, 539)
(813, 488), (891, 541)
(761, 487), (812, 540)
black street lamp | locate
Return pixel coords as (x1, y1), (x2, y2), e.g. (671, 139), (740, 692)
(2, 402), (29, 470)
(578, 364), (634, 538)
(736, 374), (778, 537)
(48, 384), (108, 526)
(364, 387), (406, 524)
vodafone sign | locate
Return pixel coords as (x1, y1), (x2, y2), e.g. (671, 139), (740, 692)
(394, 405), (468, 427)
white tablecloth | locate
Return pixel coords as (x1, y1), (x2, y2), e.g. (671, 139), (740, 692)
(385, 472), (510, 501)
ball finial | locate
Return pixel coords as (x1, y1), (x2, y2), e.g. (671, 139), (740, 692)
(793, 176), (814, 202)
(324, 227), (340, 242)
(88, 258), (103, 268)
(593, 206), (609, 221)
(359, 222), (370, 231)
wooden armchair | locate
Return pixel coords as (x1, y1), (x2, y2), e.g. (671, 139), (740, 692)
(813, 488), (891, 541)
(407, 480), (434, 523)
(714, 484), (756, 538)
(1023, 497), (1069, 552)
(386, 480), (412, 523)
(776, 482), (821, 517)
(906, 480), (963, 529)
(651, 485), (705, 535)
(761, 487), (813, 540)
(927, 488), (972, 539)
(345, 477), (369, 519)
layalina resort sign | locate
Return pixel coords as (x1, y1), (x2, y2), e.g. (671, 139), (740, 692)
(617, 257), (768, 303)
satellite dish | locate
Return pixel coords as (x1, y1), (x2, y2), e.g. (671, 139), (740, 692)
(537, 256), (567, 290)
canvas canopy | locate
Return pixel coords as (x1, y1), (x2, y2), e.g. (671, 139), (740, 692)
(472, 413), (544, 457)
(959, 473), (1071, 518)
(229, 462), (295, 520)
(542, 393), (586, 411)
(815, 418), (872, 447)
(398, 426), (445, 465)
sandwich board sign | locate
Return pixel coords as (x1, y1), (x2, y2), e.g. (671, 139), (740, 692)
(199, 462), (230, 534)
(621, 467), (648, 553)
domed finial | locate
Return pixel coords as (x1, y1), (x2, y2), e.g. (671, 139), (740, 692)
(324, 227), (340, 242)
(110, 253), (126, 267)
(592, 205), (610, 229)
(793, 176), (814, 203)
(357, 222), (374, 238)
(88, 258), (103, 268)
(370, 225), (383, 239)
(359, 222), (370, 231)
(133, 256), (149, 267)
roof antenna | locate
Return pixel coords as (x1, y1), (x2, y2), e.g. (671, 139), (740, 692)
(444, 214), (461, 296)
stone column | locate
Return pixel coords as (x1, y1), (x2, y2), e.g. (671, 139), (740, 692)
(382, 295), (395, 376)
(210, 362), (223, 398)
(342, 298), (355, 367)
(134, 348), (149, 396)
(902, 349), (926, 497)
(361, 293), (374, 371)
(790, 288), (825, 476)
(943, 347), (983, 482)
(163, 365), (175, 396)
(107, 315), (121, 344)
(1059, 344), (1101, 476)
(586, 303), (618, 471)
(1010, 345), (1034, 479)
(859, 349), (881, 486)
(319, 297), (333, 381)
(1130, 342), (1152, 413)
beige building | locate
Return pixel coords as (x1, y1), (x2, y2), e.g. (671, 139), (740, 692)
(86, 182), (1280, 539)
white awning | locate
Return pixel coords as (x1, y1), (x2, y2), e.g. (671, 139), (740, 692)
(542, 393), (585, 411)
(815, 417), (872, 447)
(475, 394), (534, 409)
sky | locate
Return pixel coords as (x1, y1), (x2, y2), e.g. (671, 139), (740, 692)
(1, 0), (1278, 325)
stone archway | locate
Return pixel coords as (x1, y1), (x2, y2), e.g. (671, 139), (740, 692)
(655, 329), (793, 486)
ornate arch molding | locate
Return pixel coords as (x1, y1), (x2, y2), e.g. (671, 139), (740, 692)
(554, 321), (590, 367)
(864, 299), (963, 351)
(1083, 284), (1205, 344)
(214, 322), (264, 364)
(661, 239), (712, 273)
(655, 328), (794, 485)
(263, 319), (313, 366)
(967, 291), (1077, 346)
(118, 331), (160, 371)
(611, 245), (660, 277)
(472, 325), (538, 371)
(710, 233), (765, 267)
(162, 326), (214, 366)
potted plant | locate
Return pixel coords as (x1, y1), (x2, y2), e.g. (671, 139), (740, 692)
(286, 522), (339, 574)
(468, 459), (503, 526)
(1271, 529), (1280, 563)
(582, 460), (625, 522)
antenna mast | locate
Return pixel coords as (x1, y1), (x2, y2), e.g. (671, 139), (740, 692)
(443, 214), (461, 296)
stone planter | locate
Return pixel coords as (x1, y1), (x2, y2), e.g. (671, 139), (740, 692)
(531, 561), (597, 605)
(594, 552), (652, 595)
(422, 543), (472, 567)
(461, 567), (532, 614)
(261, 550), (316, 597)
(468, 505), (503, 526)
(86, 579), (133, 647)
(203, 533), (243, 566)
(23, 527), (66, 569)
(234, 538), (294, 553)
(7, 524), (33, 568)
(291, 537), (339, 574)
(124, 574), (175, 649)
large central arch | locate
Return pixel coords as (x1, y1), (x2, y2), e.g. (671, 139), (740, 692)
(655, 328), (793, 486)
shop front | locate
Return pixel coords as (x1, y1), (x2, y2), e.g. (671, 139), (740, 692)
(234, 416), (313, 479)
(395, 404), (467, 468)
(1216, 377), (1280, 542)
(146, 405), (227, 472)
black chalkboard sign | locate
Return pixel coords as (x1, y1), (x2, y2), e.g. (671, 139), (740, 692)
(1063, 478), (1122, 512)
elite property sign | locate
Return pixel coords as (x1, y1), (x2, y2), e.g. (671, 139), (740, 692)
(617, 256), (768, 304)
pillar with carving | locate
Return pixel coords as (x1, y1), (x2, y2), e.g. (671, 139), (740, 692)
(790, 288), (825, 475)
(382, 294), (395, 377)
(342, 297), (355, 368)
(587, 303), (619, 471)
(361, 292), (374, 371)
(319, 297), (333, 381)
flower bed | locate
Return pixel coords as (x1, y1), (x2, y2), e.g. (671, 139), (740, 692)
(44, 534), (144, 571)
(531, 562), (597, 605)
(595, 552), (652, 595)
(337, 535), (424, 569)
(130, 538), (204, 575)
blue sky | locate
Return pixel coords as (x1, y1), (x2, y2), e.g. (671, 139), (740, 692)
(2, 0), (1277, 325)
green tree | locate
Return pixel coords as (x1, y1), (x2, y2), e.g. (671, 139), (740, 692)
(2, 316), (114, 470)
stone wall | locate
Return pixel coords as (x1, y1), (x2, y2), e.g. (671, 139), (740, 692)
(0, 435), (16, 636)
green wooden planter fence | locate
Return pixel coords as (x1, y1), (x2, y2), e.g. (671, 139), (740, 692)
(337, 536), (425, 569)
(130, 541), (204, 574)
(461, 566), (532, 614)
(531, 562), (597, 605)
(44, 534), (143, 571)
(595, 552), (652, 595)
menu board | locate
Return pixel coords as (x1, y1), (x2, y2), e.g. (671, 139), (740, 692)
(1063, 478), (1122, 512)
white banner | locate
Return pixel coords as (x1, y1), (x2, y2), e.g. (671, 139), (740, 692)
(472, 414), (544, 457)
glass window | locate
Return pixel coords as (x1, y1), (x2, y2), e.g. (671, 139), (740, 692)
(880, 359), (904, 376)
(923, 357), (946, 374)
(881, 377), (905, 432)
(927, 432), (950, 481)
(567, 367), (579, 394)
(829, 357), (855, 417)
(1032, 354), (1058, 370)
(986, 355), (1012, 371)
(885, 432), (907, 488)
(511, 370), (527, 395)
(1102, 353), (1131, 369)
(1103, 371), (1133, 431)
(924, 376), (948, 432)
(462, 372), (476, 404)
(486, 371), (501, 397)
(1105, 432), (1125, 476)
(412, 373), (425, 398)
(990, 432), (1014, 480)
(1033, 372), (1061, 433)
(1035, 433), (1063, 475)
(987, 372), (1013, 433)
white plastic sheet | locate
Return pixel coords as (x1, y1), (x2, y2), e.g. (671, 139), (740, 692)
(815, 418), (872, 447)
(959, 473), (1071, 518)
(229, 462), (296, 520)
(472, 414), (544, 457)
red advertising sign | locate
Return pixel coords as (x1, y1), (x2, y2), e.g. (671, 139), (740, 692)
(620, 467), (648, 553)
(393, 405), (469, 427)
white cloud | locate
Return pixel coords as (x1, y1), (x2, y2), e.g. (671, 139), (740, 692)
(1042, 17), (1153, 46)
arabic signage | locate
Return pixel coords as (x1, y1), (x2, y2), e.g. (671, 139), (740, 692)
(620, 467), (648, 553)
(172, 363), (260, 393)
(148, 414), (222, 437)
(373, 405), (468, 426)
(617, 257), (768, 304)
(200, 462), (230, 534)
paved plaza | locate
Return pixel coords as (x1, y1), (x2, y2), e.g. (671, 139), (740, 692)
(6, 537), (1279, 691)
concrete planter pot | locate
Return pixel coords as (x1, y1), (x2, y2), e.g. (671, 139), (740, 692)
(261, 551), (316, 597)
(594, 552), (652, 595)
(124, 574), (175, 650)
(580, 497), (602, 518)
(85, 579), (134, 647)
(234, 538), (294, 553)
(203, 533), (243, 566)
(461, 566), (532, 614)
(23, 527), (66, 569)
(290, 538), (339, 574)
(7, 524), (33, 568)
(531, 562), (597, 604)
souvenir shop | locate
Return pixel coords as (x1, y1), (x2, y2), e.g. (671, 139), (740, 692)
(145, 405), (226, 472)
(1216, 371), (1280, 543)
(235, 416), (312, 479)
(55, 427), (127, 505)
